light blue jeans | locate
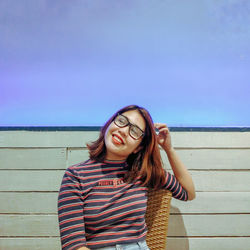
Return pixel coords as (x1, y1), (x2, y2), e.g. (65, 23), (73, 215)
(92, 240), (150, 250)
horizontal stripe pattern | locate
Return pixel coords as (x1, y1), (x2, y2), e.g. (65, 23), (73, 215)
(163, 171), (188, 201)
(58, 159), (188, 249)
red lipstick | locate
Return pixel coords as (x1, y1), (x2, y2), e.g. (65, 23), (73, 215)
(112, 134), (124, 145)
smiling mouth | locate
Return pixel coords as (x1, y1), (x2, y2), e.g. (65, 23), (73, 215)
(112, 134), (124, 145)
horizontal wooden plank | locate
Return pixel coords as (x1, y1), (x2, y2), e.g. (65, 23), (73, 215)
(161, 148), (250, 170)
(0, 238), (61, 250)
(0, 193), (58, 213)
(1, 147), (249, 170)
(0, 237), (249, 250)
(168, 214), (250, 237)
(171, 191), (250, 214)
(192, 171), (250, 192)
(69, 148), (250, 170)
(1, 169), (248, 192)
(0, 148), (66, 169)
(1, 192), (249, 214)
(0, 170), (64, 191)
(0, 215), (59, 236)
(0, 131), (98, 148)
(167, 237), (250, 250)
(67, 148), (90, 166)
(1, 131), (250, 148)
(1, 214), (249, 237)
(173, 131), (250, 148)
(0, 170), (249, 192)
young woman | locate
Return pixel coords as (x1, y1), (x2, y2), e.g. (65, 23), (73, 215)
(58, 105), (195, 250)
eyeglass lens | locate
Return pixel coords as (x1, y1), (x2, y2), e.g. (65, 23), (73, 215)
(115, 115), (143, 139)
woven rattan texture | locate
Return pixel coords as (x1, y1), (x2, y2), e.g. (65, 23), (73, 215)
(145, 189), (172, 250)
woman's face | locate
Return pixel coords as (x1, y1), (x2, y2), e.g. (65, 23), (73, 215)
(104, 110), (146, 161)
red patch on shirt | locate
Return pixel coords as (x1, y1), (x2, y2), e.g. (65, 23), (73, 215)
(98, 178), (124, 187)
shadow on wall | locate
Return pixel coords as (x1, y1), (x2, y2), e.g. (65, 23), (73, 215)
(168, 206), (189, 250)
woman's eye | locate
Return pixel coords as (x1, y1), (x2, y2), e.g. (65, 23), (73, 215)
(131, 126), (139, 136)
(118, 117), (127, 125)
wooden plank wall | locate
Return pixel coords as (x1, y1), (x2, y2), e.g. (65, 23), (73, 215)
(0, 130), (250, 250)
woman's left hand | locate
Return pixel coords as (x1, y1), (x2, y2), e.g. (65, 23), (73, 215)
(154, 123), (173, 152)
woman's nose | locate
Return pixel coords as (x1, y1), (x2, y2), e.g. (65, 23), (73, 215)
(118, 125), (129, 137)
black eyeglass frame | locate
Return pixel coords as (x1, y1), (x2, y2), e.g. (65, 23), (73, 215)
(114, 113), (145, 140)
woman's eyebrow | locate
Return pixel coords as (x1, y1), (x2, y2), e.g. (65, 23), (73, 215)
(122, 114), (144, 132)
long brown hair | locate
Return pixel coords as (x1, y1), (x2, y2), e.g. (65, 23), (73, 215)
(87, 105), (166, 189)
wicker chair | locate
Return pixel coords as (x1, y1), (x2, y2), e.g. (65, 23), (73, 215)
(145, 189), (172, 250)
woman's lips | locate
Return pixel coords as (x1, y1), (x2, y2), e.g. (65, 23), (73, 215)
(112, 134), (124, 145)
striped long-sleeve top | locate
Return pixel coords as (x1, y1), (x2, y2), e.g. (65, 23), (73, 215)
(58, 159), (188, 250)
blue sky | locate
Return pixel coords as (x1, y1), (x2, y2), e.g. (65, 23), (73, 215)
(0, 0), (249, 126)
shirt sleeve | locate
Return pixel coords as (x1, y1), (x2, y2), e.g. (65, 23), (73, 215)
(162, 170), (188, 201)
(58, 166), (87, 250)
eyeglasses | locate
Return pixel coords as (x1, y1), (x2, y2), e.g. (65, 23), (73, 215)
(114, 114), (144, 140)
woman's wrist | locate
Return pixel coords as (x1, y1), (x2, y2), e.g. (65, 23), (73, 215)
(164, 145), (174, 154)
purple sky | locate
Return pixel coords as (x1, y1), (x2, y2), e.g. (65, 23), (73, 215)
(1, 0), (250, 126)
